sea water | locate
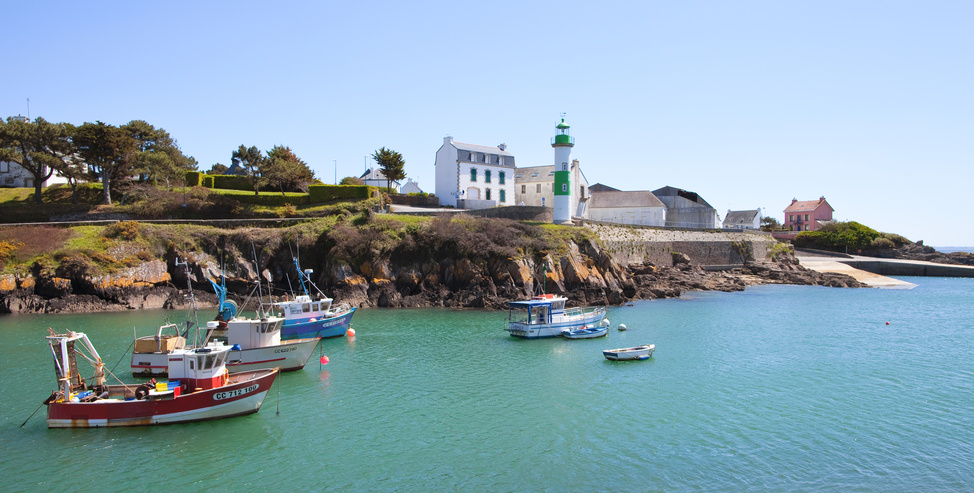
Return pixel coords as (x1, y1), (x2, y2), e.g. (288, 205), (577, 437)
(1, 278), (972, 491)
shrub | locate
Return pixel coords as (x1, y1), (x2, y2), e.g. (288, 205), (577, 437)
(105, 221), (141, 241)
(185, 171), (204, 187)
(277, 203), (297, 218)
(308, 185), (370, 203)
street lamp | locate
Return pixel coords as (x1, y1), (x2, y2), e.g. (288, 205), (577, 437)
(333, 159), (337, 185)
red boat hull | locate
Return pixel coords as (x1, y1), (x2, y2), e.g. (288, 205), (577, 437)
(46, 369), (278, 428)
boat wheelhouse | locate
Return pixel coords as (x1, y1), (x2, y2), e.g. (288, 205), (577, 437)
(506, 294), (607, 339)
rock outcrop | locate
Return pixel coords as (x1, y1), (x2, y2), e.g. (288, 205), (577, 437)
(0, 224), (863, 314)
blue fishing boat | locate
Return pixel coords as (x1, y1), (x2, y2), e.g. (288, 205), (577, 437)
(506, 294), (607, 339)
(268, 258), (356, 340)
(209, 257), (356, 340)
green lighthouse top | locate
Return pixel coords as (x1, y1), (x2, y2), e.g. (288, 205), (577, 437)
(552, 117), (574, 146)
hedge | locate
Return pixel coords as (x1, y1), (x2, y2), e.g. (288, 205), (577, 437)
(229, 194), (310, 206)
(185, 171), (204, 187)
(308, 185), (371, 202)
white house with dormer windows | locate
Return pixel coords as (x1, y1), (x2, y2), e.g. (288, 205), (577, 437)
(434, 136), (515, 209)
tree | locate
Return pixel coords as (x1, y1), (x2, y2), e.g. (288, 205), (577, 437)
(760, 216), (781, 232)
(74, 121), (137, 205)
(340, 176), (364, 185)
(122, 120), (196, 191)
(208, 163), (228, 175)
(263, 145), (315, 195)
(232, 145), (266, 195)
(0, 117), (75, 204)
(371, 147), (405, 193)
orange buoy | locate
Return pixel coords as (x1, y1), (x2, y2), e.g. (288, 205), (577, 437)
(885, 321), (890, 325)
(320, 355), (329, 365)
(347, 328), (356, 337)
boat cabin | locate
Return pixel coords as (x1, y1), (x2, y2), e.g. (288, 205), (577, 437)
(508, 294), (568, 325)
(221, 318), (284, 350)
(273, 295), (334, 322)
(168, 345), (230, 391)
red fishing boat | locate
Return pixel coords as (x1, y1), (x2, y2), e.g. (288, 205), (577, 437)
(44, 329), (279, 428)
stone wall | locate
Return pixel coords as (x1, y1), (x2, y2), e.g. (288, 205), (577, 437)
(587, 224), (781, 268)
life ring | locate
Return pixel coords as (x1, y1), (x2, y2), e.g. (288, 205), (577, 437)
(223, 368), (230, 386)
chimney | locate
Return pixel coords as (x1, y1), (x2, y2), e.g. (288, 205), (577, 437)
(791, 198), (797, 204)
(498, 143), (506, 151)
(819, 196), (825, 202)
(444, 136), (453, 145)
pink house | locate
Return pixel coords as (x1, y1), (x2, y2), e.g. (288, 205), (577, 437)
(783, 196), (834, 232)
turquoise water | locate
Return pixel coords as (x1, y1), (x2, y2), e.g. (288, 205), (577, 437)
(2, 278), (973, 491)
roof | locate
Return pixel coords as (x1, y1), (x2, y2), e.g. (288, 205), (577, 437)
(588, 183), (620, 192)
(652, 186), (714, 209)
(723, 210), (760, 225)
(450, 141), (514, 157)
(589, 191), (665, 209)
(784, 197), (834, 213)
(514, 165), (555, 183)
(360, 167), (401, 183)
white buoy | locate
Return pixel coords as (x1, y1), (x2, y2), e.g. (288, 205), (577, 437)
(618, 324), (627, 331)
(601, 319), (610, 327)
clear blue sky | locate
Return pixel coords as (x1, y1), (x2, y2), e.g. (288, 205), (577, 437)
(6, 1), (972, 246)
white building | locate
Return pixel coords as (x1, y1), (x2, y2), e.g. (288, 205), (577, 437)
(722, 209), (763, 230)
(0, 160), (69, 188)
(361, 167), (402, 193)
(400, 178), (422, 195)
(434, 137), (515, 209)
(587, 190), (667, 227)
(514, 159), (590, 217)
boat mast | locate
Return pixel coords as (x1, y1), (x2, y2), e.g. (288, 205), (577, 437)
(176, 258), (203, 347)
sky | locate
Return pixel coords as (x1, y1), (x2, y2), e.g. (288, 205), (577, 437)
(5, 1), (972, 246)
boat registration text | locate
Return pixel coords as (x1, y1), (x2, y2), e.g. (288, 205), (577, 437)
(213, 384), (259, 401)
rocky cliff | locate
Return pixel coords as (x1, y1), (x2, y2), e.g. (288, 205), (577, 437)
(0, 219), (863, 314)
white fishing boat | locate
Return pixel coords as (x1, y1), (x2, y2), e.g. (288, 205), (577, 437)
(132, 319), (320, 376)
(132, 258), (320, 377)
(561, 323), (608, 339)
(45, 330), (278, 428)
(506, 294), (607, 339)
(602, 344), (655, 361)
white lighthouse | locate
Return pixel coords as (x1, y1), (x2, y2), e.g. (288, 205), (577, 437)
(551, 117), (574, 224)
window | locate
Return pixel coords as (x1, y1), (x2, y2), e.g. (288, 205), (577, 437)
(789, 215), (794, 222)
(804, 214), (809, 221)
(536, 184), (541, 193)
(485, 188), (491, 200)
(0, 162), (7, 173)
(521, 185), (526, 193)
(484, 154), (489, 163)
(500, 189), (506, 202)
(580, 186), (585, 198)
(499, 172), (505, 184)
(470, 168), (477, 182)
(303, 303), (311, 313)
(485, 170), (491, 183)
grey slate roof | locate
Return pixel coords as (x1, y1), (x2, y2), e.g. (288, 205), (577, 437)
(451, 141), (514, 157)
(514, 165), (555, 183)
(723, 210), (759, 226)
(588, 183), (620, 192)
(589, 191), (666, 209)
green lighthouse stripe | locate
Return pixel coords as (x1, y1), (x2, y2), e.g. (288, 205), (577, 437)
(554, 170), (570, 196)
